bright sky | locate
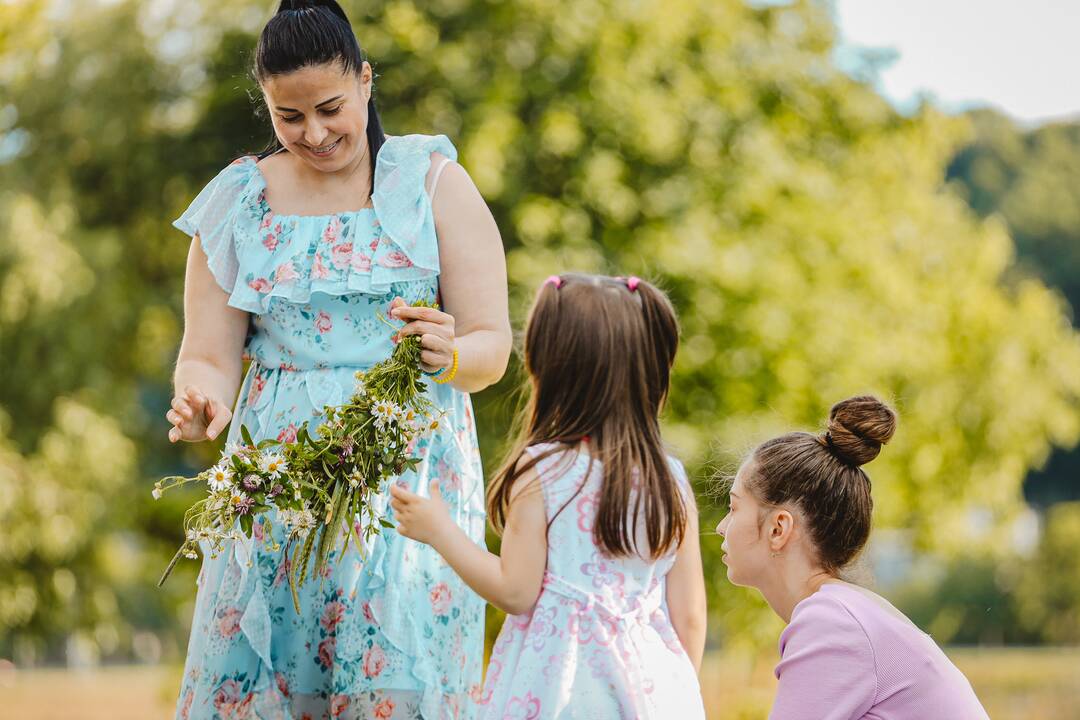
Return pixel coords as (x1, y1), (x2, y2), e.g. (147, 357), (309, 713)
(832, 0), (1080, 126)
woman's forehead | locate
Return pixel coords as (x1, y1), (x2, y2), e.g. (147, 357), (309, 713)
(262, 63), (358, 102)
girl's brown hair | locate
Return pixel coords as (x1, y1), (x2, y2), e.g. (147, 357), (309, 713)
(749, 396), (897, 573)
(487, 273), (686, 559)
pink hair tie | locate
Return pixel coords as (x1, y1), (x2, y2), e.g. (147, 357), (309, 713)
(544, 275), (564, 289)
(626, 276), (641, 292)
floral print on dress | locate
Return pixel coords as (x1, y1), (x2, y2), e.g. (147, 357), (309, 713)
(478, 444), (706, 720)
(172, 134), (485, 720)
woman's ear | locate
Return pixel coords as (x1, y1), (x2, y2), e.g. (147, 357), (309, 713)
(768, 508), (795, 553)
(360, 61), (373, 99)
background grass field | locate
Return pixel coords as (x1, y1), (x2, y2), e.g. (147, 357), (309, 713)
(2, 647), (1076, 719)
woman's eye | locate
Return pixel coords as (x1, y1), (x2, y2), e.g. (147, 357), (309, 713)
(282, 115), (302, 123)
(321, 106), (342, 116)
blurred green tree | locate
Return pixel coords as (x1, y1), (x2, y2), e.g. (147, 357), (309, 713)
(947, 110), (1080, 506)
(2, 0), (1079, 660)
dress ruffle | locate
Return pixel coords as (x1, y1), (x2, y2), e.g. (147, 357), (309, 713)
(173, 134), (457, 314)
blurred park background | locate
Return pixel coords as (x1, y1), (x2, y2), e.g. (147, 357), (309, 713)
(2, 0), (1080, 717)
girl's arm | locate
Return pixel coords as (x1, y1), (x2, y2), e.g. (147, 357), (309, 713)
(390, 467), (548, 616)
(166, 237), (249, 443)
(391, 155), (511, 393)
(666, 499), (708, 673)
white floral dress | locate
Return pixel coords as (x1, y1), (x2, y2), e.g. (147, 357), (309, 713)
(479, 444), (706, 719)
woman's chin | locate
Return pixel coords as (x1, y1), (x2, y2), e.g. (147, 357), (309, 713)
(724, 565), (748, 587)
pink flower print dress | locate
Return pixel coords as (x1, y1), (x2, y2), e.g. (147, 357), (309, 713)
(171, 135), (486, 720)
(479, 444), (706, 719)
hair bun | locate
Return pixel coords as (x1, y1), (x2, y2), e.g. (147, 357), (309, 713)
(824, 395), (897, 466)
(276, 0), (349, 22)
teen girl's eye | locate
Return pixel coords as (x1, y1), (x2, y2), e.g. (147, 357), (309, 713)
(281, 114), (302, 124)
(321, 106), (342, 116)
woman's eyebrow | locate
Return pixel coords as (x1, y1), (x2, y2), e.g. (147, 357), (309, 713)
(275, 94), (345, 112)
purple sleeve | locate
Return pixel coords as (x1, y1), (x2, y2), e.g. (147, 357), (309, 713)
(769, 595), (877, 720)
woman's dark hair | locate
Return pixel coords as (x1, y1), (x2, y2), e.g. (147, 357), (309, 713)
(488, 274), (687, 560)
(748, 396), (897, 573)
(253, 0), (386, 185)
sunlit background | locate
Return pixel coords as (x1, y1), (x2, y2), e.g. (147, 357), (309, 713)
(2, 0), (1079, 717)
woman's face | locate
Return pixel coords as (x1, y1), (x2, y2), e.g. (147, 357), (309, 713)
(716, 461), (774, 587)
(261, 61), (372, 172)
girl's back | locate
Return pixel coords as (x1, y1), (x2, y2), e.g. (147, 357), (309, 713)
(479, 443), (705, 720)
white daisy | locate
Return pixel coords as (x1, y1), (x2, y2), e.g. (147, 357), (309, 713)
(260, 452), (287, 479)
(373, 400), (396, 429)
(207, 462), (234, 492)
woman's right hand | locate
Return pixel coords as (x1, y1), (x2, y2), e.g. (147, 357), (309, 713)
(166, 385), (232, 443)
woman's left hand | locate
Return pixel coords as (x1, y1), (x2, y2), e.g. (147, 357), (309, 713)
(389, 297), (456, 375)
(390, 480), (453, 547)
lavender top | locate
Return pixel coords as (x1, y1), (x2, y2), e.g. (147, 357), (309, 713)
(771, 583), (989, 720)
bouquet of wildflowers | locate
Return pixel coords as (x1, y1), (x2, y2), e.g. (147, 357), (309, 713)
(155, 307), (441, 611)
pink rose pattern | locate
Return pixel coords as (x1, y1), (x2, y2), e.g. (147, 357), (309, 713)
(478, 445), (705, 719)
(174, 142), (487, 720)
(430, 582), (453, 617)
(216, 606), (243, 639)
(363, 643), (387, 678)
(276, 423), (298, 444)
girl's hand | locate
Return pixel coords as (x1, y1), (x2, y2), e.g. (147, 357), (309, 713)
(389, 297), (456, 375)
(390, 480), (454, 547)
(166, 385), (232, 443)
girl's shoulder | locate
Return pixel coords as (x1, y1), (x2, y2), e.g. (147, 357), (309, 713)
(522, 442), (589, 479)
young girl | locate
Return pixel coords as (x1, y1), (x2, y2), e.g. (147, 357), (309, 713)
(717, 396), (989, 719)
(391, 273), (708, 718)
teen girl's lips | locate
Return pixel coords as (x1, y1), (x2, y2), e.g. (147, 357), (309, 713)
(308, 137), (342, 158)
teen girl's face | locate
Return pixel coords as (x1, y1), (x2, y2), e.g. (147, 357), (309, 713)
(715, 461), (774, 588)
(261, 61), (373, 172)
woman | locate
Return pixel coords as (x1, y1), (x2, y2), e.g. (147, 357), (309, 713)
(716, 396), (989, 720)
(165, 2), (510, 718)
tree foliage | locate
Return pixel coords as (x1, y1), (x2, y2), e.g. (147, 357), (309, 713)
(2, 0), (1079, 659)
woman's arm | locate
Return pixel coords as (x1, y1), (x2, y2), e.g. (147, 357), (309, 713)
(666, 500), (708, 673)
(166, 237), (249, 443)
(391, 155), (511, 393)
(390, 467), (548, 616)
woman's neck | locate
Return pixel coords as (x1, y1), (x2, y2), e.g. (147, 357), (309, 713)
(758, 560), (837, 623)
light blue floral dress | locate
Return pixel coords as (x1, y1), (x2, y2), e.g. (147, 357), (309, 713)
(172, 135), (487, 720)
(479, 444), (705, 720)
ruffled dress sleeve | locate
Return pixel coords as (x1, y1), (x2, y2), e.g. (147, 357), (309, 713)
(172, 156), (263, 309)
(368, 133), (457, 290)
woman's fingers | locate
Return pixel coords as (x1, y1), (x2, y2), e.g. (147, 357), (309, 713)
(394, 320), (450, 341)
(391, 304), (453, 326)
(420, 333), (453, 353)
(171, 397), (194, 420)
(420, 350), (449, 369)
(204, 400), (232, 441)
(184, 385), (208, 410)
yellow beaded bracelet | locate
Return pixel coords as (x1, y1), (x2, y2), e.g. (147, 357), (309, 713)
(433, 348), (459, 385)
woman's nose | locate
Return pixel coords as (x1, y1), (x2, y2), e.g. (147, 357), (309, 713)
(305, 121), (329, 146)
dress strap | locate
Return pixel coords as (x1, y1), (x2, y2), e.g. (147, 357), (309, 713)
(426, 156), (453, 202)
